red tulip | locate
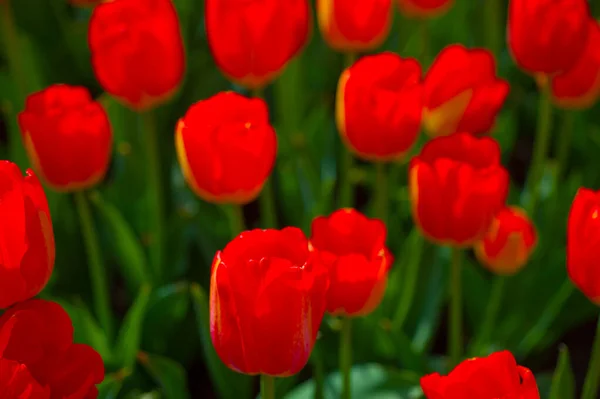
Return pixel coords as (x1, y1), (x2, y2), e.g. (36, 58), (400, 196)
(337, 52), (423, 161)
(88, 0), (185, 110)
(0, 358), (50, 398)
(475, 207), (537, 275)
(0, 162), (54, 309)
(423, 45), (509, 137)
(421, 350), (540, 399)
(567, 188), (600, 304)
(317, 0), (392, 51)
(0, 300), (105, 398)
(18, 84), (113, 192)
(551, 20), (600, 109)
(508, 0), (590, 75)
(310, 208), (392, 316)
(175, 92), (277, 204)
(397, 0), (454, 18)
(210, 228), (328, 376)
(409, 133), (509, 247)
(205, 0), (310, 89)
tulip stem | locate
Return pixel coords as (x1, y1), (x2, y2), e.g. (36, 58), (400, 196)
(449, 247), (463, 369)
(340, 317), (352, 399)
(484, 0), (502, 58)
(582, 316), (600, 399)
(338, 52), (357, 209)
(392, 229), (424, 331)
(74, 191), (113, 339)
(311, 342), (325, 399)
(224, 204), (246, 238)
(470, 276), (506, 356)
(261, 375), (276, 399)
(555, 111), (575, 183)
(419, 20), (429, 67)
(373, 163), (388, 222)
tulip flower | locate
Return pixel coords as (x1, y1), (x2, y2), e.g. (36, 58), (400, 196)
(551, 20), (600, 109)
(508, 0), (590, 76)
(397, 0), (454, 18)
(423, 45), (509, 137)
(0, 300), (105, 398)
(317, 0), (392, 51)
(336, 52), (423, 161)
(210, 228), (328, 377)
(205, 0), (310, 89)
(310, 208), (393, 316)
(421, 350), (540, 399)
(0, 162), (54, 309)
(88, 0), (185, 110)
(176, 92), (277, 205)
(18, 84), (113, 192)
(0, 358), (50, 398)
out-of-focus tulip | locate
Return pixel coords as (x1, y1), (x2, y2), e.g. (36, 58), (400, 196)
(421, 350), (540, 399)
(567, 188), (600, 304)
(423, 45), (509, 137)
(175, 92), (277, 204)
(475, 207), (537, 275)
(397, 0), (454, 18)
(551, 20), (600, 109)
(205, 0), (310, 89)
(317, 0), (392, 51)
(0, 300), (105, 398)
(310, 208), (392, 316)
(508, 0), (590, 75)
(88, 0), (185, 110)
(336, 52), (423, 161)
(409, 132), (509, 247)
(0, 358), (50, 398)
(210, 228), (328, 376)
(0, 162), (54, 309)
(18, 84), (112, 192)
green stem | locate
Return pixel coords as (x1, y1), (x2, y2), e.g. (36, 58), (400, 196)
(259, 179), (277, 228)
(374, 163), (388, 222)
(74, 191), (113, 338)
(340, 317), (352, 399)
(141, 111), (165, 283)
(311, 343), (325, 399)
(555, 111), (575, 183)
(338, 53), (357, 209)
(470, 276), (506, 356)
(582, 316), (600, 399)
(224, 204), (246, 237)
(484, 0), (502, 58)
(261, 375), (276, 399)
(419, 20), (429, 68)
(524, 84), (553, 215)
(449, 248), (463, 369)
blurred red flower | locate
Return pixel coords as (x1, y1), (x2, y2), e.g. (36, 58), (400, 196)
(205, 0), (310, 89)
(567, 188), (600, 304)
(310, 208), (392, 316)
(397, 0), (453, 18)
(409, 133), (509, 247)
(475, 206), (537, 275)
(0, 300), (105, 398)
(0, 162), (54, 309)
(336, 52), (423, 161)
(420, 350), (540, 398)
(210, 228), (328, 376)
(423, 45), (509, 137)
(317, 0), (392, 51)
(508, 0), (590, 75)
(0, 358), (50, 398)
(175, 92), (277, 204)
(18, 84), (112, 192)
(88, 0), (185, 110)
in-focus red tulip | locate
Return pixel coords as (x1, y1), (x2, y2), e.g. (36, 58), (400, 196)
(409, 133), (509, 247)
(551, 20), (600, 109)
(205, 0), (310, 89)
(475, 207), (537, 275)
(88, 0), (185, 110)
(567, 188), (600, 304)
(397, 0), (454, 18)
(0, 300), (105, 398)
(337, 52), (423, 161)
(0, 358), (50, 398)
(423, 45), (509, 137)
(317, 0), (392, 51)
(310, 208), (392, 316)
(421, 350), (540, 399)
(0, 162), (54, 309)
(18, 84), (113, 192)
(210, 228), (328, 376)
(175, 92), (277, 204)
(508, 0), (590, 76)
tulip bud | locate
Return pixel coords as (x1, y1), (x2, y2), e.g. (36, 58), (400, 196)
(18, 84), (112, 192)
(337, 52), (423, 161)
(397, 0), (454, 18)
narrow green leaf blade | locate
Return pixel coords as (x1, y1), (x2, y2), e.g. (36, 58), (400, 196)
(138, 352), (191, 399)
(114, 285), (152, 368)
(549, 345), (575, 399)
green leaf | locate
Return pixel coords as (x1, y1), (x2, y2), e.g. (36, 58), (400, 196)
(114, 285), (152, 368)
(97, 370), (129, 399)
(138, 353), (190, 399)
(190, 284), (253, 399)
(549, 345), (575, 399)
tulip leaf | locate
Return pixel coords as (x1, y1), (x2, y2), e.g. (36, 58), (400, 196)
(138, 352), (190, 399)
(548, 345), (575, 399)
(114, 285), (152, 368)
(97, 371), (128, 399)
